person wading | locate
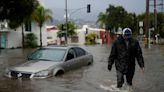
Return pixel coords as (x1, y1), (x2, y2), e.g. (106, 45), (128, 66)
(108, 28), (144, 91)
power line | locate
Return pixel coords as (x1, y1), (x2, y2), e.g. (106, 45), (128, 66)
(150, 0), (164, 12)
(159, 0), (164, 12)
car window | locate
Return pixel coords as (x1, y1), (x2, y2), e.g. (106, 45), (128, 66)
(74, 47), (86, 57)
(66, 49), (76, 61)
(28, 48), (66, 61)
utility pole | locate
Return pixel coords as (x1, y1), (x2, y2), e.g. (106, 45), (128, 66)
(65, 0), (68, 44)
(154, 0), (157, 33)
(145, 0), (150, 48)
(150, 0), (163, 44)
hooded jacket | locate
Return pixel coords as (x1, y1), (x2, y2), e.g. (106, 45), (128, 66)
(108, 35), (144, 73)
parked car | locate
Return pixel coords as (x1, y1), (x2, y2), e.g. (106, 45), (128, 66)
(5, 46), (93, 78)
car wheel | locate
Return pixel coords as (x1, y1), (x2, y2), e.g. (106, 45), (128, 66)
(88, 58), (93, 65)
(55, 70), (64, 76)
(87, 62), (92, 65)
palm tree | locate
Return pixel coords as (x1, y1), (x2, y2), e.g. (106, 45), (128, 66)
(67, 21), (77, 38)
(32, 6), (53, 47)
(21, 17), (32, 48)
(96, 12), (108, 28)
(57, 21), (77, 43)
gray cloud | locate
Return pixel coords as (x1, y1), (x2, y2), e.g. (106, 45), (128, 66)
(40, 0), (146, 21)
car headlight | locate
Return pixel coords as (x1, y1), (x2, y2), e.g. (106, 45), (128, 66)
(34, 70), (50, 77)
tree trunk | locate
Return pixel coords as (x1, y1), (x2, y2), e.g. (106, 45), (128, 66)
(21, 25), (25, 48)
(40, 27), (42, 47)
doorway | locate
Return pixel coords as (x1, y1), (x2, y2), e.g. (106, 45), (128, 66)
(0, 33), (7, 49)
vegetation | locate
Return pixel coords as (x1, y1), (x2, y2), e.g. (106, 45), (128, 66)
(21, 15), (34, 48)
(0, 0), (39, 48)
(97, 4), (164, 38)
(57, 21), (77, 38)
(0, 0), (39, 29)
(97, 5), (138, 35)
(138, 13), (164, 38)
(25, 33), (38, 48)
(85, 33), (97, 45)
(32, 5), (53, 47)
(96, 12), (108, 28)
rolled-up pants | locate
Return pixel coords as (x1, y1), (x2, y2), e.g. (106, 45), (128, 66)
(116, 69), (135, 88)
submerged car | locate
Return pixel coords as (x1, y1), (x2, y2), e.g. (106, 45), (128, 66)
(5, 46), (93, 78)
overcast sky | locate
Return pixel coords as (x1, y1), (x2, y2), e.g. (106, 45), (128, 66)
(39, 0), (147, 21)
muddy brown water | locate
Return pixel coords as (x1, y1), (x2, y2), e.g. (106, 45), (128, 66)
(0, 44), (164, 92)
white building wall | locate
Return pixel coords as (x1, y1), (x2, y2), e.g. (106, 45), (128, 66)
(47, 30), (58, 43)
(7, 23), (47, 48)
(7, 28), (22, 48)
(48, 32), (58, 39)
(30, 23), (47, 46)
(76, 29), (86, 45)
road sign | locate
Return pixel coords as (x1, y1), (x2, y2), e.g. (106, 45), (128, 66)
(139, 21), (143, 27)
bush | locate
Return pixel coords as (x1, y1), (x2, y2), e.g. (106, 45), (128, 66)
(84, 32), (100, 45)
(25, 33), (38, 48)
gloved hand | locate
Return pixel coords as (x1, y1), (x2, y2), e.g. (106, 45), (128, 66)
(108, 64), (112, 71)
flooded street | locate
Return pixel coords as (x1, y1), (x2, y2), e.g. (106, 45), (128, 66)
(0, 44), (164, 92)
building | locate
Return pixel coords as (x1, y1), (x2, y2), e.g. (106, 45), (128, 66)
(0, 21), (47, 49)
(46, 26), (59, 45)
(76, 25), (110, 45)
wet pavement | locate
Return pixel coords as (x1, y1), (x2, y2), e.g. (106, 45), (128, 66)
(0, 43), (164, 92)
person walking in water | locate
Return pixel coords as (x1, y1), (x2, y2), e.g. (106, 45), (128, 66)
(108, 28), (144, 91)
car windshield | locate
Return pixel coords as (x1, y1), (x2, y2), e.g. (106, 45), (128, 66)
(28, 48), (66, 61)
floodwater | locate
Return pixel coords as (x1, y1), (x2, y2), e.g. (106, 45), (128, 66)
(0, 44), (164, 92)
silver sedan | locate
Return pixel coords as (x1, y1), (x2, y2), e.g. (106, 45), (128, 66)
(5, 46), (93, 78)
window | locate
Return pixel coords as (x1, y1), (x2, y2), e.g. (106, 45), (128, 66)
(47, 37), (52, 39)
(25, 22), (31, 32)
(28, 48), (66, 61)
(74, 47), (86, 57)
(66, 49), (76, 61)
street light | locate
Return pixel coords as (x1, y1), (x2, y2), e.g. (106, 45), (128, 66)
(64, 1), (91, 44)
(69, 5), (91, 20)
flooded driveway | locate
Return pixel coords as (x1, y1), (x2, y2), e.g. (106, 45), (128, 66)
(0, 44), (164, 92)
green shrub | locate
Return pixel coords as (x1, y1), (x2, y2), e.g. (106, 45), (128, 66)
(25, 33), (38, 48)
(84, 32), (99, 45)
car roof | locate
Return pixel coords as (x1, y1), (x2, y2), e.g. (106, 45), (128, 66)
(42, 45), (80, 50)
